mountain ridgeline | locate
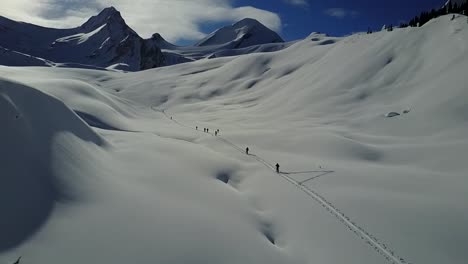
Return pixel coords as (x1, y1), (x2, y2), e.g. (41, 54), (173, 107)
(0, 7), (284, 71)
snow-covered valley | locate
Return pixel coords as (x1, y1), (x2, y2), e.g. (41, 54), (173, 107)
(1, 14), (468, 264)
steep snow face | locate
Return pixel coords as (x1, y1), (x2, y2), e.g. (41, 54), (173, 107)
(0, 7), (164, 71)
(1, 14), (467, 264)
(55, 24), (108, 45)
(196, 18), (284, 48)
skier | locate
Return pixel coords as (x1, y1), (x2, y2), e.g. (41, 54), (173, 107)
(196, 126), (198, 130)
(246, 147), (249, 155)
(215, 131), (218, 136)
(275, 163), (280, 173)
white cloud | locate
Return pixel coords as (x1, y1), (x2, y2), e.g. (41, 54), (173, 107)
(324, 8), (359, 19)
(283, 0), (308, 7)
(0, 0), (282, 42)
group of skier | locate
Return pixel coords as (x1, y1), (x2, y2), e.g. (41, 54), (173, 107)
(194, 126), (280, 173)
(171, 114), (281, 173)
(197, 126), (220, 136)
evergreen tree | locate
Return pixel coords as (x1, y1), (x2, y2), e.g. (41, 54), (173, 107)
(430, 9), (437, 19)
(393, 1), (468, 29)
(414, 15), (420, 27)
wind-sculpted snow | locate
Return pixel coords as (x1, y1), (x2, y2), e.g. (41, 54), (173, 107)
(1, 14), (468, 264)
(0, 78), (104, 252)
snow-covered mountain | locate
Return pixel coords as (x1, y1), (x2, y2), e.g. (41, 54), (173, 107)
(196, 18), (284, 48)
(0, 7), (165, 71)
(0, 8), (287, 70)
(149, 20), (289, 65)
(1, 14), (467, 264)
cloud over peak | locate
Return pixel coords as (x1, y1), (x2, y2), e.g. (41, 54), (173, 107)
(0, 0), (282, 43)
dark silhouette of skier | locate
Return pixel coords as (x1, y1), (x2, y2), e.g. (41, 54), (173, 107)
(275, 163), (280, 173)
(215, 131), (218, 136)
(196, 126), (198, 130)
(246, 147), (249, 155)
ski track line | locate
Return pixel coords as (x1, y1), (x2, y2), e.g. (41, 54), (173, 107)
(152, 107), (411, 264)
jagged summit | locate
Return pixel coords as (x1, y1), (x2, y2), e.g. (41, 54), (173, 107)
(150, 33), (178, 49)
(232, 18), (265, 28)
(195, 18), (284, 48)
(151, 33), (165, 41)
(81, 6), (127, 31)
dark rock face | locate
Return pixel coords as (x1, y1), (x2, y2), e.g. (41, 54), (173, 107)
(140, 39), (166, 70)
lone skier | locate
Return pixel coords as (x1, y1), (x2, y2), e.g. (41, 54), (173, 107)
(246, 147), (249, 155)
(275, 163), (280, 173)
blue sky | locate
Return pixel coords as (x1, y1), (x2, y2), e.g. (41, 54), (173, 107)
(210, 0), (447, 41)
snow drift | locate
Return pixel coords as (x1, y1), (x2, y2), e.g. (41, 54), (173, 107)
(0, 78), (104, 251)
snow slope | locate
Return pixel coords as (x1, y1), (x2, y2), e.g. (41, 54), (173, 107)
(1, 14), (468, 264)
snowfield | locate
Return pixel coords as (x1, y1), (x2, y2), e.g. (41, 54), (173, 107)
(1, 15), (468, 264)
